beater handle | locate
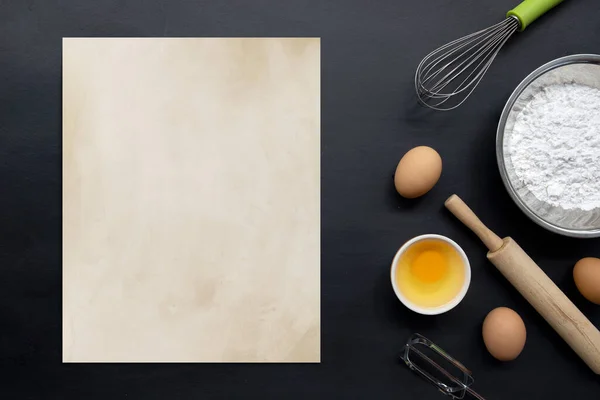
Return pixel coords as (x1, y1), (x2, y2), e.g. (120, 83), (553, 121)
(507, 0), (565, 31)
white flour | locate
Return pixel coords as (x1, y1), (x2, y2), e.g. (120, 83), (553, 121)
(507, 83), (600, 211)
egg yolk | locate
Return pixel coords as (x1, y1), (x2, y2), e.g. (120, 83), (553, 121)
(395, 239), (466, 308)
(411, 250), (448, 282)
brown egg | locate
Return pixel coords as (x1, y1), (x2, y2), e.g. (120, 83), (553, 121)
(482, 307), (526, 361)
(394, 146), (442, 199)
(573, 257), (600, 305)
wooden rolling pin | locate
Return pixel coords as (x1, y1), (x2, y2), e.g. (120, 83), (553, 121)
(445, 194), (600, 374)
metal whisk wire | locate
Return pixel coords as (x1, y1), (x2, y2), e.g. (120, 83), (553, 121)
(415, 16), (520, 111)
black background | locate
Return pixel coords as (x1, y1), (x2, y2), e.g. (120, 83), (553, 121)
(1, 0), (600, 398)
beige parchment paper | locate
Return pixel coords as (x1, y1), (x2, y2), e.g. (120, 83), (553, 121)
(62, 38), (320, 362)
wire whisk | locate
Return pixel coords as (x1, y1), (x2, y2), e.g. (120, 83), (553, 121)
(415, 16), (520, 111)
(414, 0), (565, 110)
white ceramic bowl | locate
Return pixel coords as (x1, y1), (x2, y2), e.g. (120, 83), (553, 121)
(390, 234), (471, 315)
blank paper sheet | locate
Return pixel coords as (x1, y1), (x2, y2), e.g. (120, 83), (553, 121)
(62, 38), (320, 362)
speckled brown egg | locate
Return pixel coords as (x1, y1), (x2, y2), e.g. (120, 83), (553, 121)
(394, 146), (442, 199)
(573, 257), (600, 305)
(482, 307), (526, 361)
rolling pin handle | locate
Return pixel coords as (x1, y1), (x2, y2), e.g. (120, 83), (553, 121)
(444, 195), (504, 252)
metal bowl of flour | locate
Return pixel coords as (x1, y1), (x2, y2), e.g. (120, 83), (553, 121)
(497, 54), (600, 238)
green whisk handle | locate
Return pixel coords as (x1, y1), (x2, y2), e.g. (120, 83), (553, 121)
(507, 0), (564, 31)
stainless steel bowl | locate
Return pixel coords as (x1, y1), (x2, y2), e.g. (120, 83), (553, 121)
(497, 54), (600, 238)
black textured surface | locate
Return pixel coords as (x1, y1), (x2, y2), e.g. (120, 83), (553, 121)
(1, 0), (600, 398)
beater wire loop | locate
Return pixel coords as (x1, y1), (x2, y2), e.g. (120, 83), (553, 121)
(402, 334), (487, 399)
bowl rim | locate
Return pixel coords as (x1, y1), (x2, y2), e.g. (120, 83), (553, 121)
(390, 234), (471, 315)
(496, 53), (600, 239)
